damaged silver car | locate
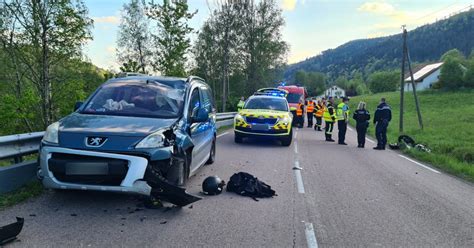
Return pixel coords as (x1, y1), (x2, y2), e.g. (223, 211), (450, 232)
(37, 76), (217, 206)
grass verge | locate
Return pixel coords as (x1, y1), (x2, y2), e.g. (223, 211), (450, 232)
(348, 90), (474, 182)
(0, 181), (43, 210)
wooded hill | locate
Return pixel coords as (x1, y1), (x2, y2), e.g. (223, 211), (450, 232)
(285, 8), (474, 81)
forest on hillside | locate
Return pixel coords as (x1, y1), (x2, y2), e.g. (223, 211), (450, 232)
(285, 8), (474, 82)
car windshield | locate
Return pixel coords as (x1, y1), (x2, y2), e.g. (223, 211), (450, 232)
(81, 82), (185, 118)
(286, 93), (302, 103)
(244, 97), (288, 111)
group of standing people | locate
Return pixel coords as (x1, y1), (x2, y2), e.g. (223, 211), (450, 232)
(305, 97), (392, 150)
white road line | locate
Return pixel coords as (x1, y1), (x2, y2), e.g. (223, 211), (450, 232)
(304, 222), (319, 248)
(365, 138), (375, 143)
(347, 127), (353, 131)
(217, 132), (229, 138)
(295, 131), (298, 139)
(294, 161), (305, 193)
(294, 142), (298, 154)
(399, 155), (441, 174)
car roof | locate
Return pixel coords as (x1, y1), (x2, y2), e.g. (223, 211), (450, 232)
(105, 75), (187, 87)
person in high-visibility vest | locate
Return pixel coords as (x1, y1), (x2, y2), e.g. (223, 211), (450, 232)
(306, 99), (315, 128)
(336, 97), (350, 145)
(313, 99), (325, 131)
(323, 97), (336, 142)
(237, 96), (245, 111)
(296, 102), (304, 128)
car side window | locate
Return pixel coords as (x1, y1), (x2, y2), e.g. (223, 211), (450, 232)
(188, 88), (201, 118)
(200, 86), (214, 113)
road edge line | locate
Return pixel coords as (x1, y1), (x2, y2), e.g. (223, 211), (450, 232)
(217, 132), (229, 138)
(399, 154), (441, 174)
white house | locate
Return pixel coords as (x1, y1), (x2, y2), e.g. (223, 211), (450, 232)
(404, 62), (443, 92)
(323, 85), (346, 98)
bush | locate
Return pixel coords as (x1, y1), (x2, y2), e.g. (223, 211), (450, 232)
(368, 71), (399, 93)
(463, 59), (474, 88)
(440, 57), (464, 89)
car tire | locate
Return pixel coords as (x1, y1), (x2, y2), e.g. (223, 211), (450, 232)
(205, 137), (216, 165)
(234, 133), (243, 143)
(281, 129), (293, 146)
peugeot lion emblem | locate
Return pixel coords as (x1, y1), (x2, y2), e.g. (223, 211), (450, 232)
(85, 137), (107, 147)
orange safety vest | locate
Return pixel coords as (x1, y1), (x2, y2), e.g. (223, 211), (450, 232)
(315, 104), (324, 117)
(296, 103), (303, 116)
(306, 101), (314, 113)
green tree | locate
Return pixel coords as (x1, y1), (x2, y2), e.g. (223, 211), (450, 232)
(1, 0), (93, 128)
(147, 0), (196, 76)
(440, 49), (465, 63)
(119, 60), (143, 73)
(368, 71), (399, 93)
(462, 57), (474, 88)
(440, 57), (464, 89)
(117, 0), (152, 73)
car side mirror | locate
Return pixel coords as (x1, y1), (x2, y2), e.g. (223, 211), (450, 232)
(74, 101), (83, 111)
(193, 108), (209, 123)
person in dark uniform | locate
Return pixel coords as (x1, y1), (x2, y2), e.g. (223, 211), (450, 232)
(352, 101), (370, 148)
(373, 98), (391, 150)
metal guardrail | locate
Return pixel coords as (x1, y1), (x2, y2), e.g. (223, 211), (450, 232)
(0, 112), (236, 194)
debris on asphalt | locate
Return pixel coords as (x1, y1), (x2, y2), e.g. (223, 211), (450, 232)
(70, 214), (77, 217)
(160, 221), (167, 224)
(292, 166), (302, 170)
(0, 217), (24, 245)
(29, 214), (36, 217)
(188, 205), (193, 209)
(120, 217), (126, 220)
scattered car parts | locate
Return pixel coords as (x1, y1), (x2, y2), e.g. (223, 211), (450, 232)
(0, 217), (24, 245)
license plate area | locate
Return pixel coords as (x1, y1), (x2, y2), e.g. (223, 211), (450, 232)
(65, 162), (109, 175)
(251, 124), (269, 131)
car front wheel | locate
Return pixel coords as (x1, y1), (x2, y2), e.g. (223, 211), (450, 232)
(281, 129), (293, 146)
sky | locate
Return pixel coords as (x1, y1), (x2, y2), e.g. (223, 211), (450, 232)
(84, 0), (474, 70)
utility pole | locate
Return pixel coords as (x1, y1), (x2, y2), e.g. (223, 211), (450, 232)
(406, 45), (424, 130)
(400, 25), (424, 132)
(399, 26), (407, 133)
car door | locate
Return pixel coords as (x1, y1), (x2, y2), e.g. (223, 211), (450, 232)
(187, 87), (207, 174)
(199, 85), (216, 163)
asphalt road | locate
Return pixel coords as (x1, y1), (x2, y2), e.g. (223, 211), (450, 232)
(1, 125), (473, 247)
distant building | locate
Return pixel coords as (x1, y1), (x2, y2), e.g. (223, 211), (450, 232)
(324, 85), (346, 98)
(404, 62), (443, 91)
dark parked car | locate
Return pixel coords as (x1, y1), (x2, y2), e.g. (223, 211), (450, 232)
(37, 76), (216, 205)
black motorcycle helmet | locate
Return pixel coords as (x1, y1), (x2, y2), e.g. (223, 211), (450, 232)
(202, 176), (225, 195)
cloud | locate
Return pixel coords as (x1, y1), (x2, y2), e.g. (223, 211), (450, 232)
(358, 1), (395, 15)
(93, 16), (120, 24)
(281, 0), (298, 11)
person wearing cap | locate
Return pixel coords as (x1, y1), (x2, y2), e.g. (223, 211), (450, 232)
(336, 97), (350, 145)
(373, 98), (392, 150)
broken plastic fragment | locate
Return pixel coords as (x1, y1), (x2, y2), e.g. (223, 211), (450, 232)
(0, 217), (24, 245)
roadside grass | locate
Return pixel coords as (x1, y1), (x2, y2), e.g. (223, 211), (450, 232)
(348, 90), (474, 182)
(0, 181), (43, 210)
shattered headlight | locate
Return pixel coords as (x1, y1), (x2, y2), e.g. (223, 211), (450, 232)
(136, 130), (167, 148)
(277, 116), (290, 124)
(43, 122), (59, 144)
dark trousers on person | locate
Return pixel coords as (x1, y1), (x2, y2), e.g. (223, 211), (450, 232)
(325, 121), (334, 141)
(314, 116), (322, 131)
(307, 112), (313, 127)
(337, 120), (347, 144)
(375, 121), (388, 149)
(356, 123), (368, 147)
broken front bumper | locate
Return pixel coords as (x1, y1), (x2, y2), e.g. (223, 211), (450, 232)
(38, 146), (154, 195)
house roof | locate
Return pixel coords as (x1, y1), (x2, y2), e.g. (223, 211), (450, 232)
(404, 62), (443, 83)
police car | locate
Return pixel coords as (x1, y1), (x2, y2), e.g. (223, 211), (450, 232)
(234, 88), (293, 146)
